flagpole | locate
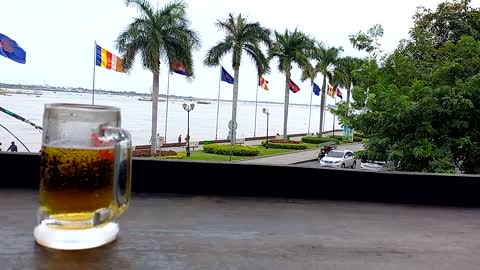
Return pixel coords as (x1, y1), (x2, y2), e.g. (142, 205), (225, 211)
(215, 67), (221, 140)
(92, 40), (96, 105)
(307, 83), (313, 134)
(164, 71), (170, 143)
(253, 75), (259, 138)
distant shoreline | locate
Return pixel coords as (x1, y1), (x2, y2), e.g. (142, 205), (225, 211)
(0, 83), (321, 108)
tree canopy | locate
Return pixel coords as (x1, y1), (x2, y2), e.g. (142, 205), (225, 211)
(336, 0), (480, 174)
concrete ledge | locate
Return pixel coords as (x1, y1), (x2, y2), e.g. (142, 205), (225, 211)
(1, 152), (480, 206)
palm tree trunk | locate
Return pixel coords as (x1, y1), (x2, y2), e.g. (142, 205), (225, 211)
(319, 75), (327, 136)
(150, 70), (160, 154)
(283, 66), (291, 140)
(230, 68), (240, 146)
(346, 82), (352, 116)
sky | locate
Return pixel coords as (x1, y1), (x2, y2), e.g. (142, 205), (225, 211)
(2, 0), (479, 105)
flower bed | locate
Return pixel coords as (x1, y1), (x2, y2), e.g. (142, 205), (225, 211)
(132, 149), (177, 158)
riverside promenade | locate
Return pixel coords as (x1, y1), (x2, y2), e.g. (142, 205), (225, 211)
(151, 130), (365, 165)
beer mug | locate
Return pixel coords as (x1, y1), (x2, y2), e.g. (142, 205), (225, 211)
(34, 103), (132, 250)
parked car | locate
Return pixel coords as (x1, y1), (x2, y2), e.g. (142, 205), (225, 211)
(360, 160), (394, 171)
(319, 150), (356, 168)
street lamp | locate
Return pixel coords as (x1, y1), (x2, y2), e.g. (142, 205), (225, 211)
(262, 108), (270, 149)
(183, 102), (195, 157)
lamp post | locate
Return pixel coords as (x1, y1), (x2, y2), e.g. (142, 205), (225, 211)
(183, 103), (195, 157)
(262, 108), (270, 149)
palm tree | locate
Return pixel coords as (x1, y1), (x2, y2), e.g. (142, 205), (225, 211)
(116, 0), (201, 154)
(300, 60), (322, 134)
(335, 56), (361, 114)
(204, 13), (271, 146)
(269, 29), (315, 139)
(314, 45), (342, 135)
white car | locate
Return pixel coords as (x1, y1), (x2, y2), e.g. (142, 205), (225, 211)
(319, 150), (356, 168)
(360, 160), (393, 171)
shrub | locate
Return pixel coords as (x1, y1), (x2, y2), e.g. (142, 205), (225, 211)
(352, 137), (363, 142)
(203, 144), (259, 156)
(161, 152), (187, 159)
(301, 136), (340, 145)
(261, 140), (308, 149)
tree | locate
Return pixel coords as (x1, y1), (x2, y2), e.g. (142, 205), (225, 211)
(411, 0), (480, 49)
(314, 45), (342, 134)
(337, 2), (480, 174)
(116, 0), (201, 154)
(204, 13), (271, 146)
(349, 24), (384, 58)
(334, 56), (362, 113)
(268, 29), (315, 139)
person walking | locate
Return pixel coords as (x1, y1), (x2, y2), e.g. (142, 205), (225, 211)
(177, 134), (182, 144)
(7, 141), (17, 152)
(0, 142), (2, 151)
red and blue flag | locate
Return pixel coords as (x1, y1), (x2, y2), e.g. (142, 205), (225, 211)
(0, 33), (26, 64)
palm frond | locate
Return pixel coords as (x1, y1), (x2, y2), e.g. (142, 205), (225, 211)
(205, 13), (271, 73)
(204, 40), (232, 66)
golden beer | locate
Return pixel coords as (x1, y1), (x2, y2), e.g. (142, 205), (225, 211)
(39, 145), (115, 222)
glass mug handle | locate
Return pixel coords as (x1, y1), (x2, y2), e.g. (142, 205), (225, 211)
(97, 126), (132, 223)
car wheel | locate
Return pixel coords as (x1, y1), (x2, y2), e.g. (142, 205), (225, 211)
(341, 163), (345, 168)
(351, 160), (356, 169)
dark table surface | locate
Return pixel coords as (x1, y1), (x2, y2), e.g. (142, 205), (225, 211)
(2, 189), (480, 270)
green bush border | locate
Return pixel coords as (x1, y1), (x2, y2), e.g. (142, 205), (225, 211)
(203, 144), (260, 156)
(261, 140), (308, 149)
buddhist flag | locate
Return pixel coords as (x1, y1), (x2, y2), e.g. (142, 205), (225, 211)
(289, 79), (300, 93)
(327, 85), (335, 98)
(259, 75), (269, 91)
(313, 83), (321, 96)
(171, 60), (192, 76)
(336, 88), (343, 99)
(95, 45), (126, 73)
(0, 33), (26, 64)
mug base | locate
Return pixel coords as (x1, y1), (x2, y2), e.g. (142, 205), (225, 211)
(34, 222), (119, 250)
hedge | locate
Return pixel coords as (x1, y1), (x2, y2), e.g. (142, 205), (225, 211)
(161, 152), (187, 159)
(203, 144), (260, 156)
(261, 140), (308, 150)
(301, 136), (340, 144)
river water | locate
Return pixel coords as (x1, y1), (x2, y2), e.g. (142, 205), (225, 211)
(0, 90), (340, 152)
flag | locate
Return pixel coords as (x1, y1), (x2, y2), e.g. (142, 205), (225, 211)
(327, 85), (335, 98)
(171, 60), (192, 76)
(0, 33), (26, 64)
(336, 88), (343, 99)
(313, 83), (321, 96)
(95, 44), (126, 73)
(259, 75), (269, 91)
(220, 66), (234, 84)
(289, 79), (300, 93)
